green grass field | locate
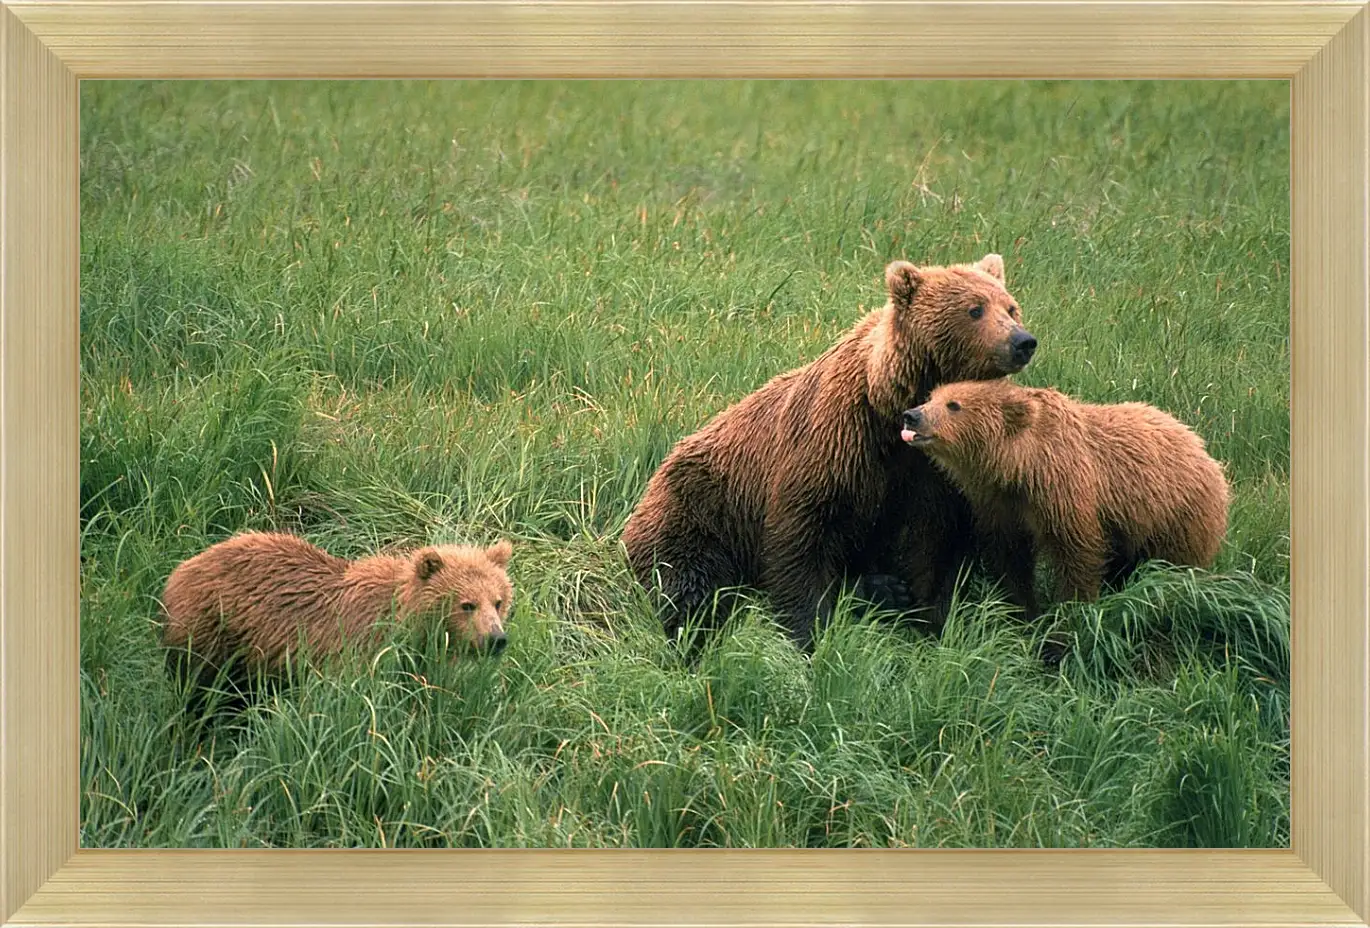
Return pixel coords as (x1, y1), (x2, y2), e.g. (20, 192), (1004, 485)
(79, 80), (1291, 848)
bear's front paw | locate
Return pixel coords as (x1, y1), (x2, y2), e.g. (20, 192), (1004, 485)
(1038, 633), (1070, 671)
(852, 573), (913, 613)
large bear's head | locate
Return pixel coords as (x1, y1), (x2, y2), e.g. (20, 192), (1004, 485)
(884, 253), (1036, 382)
(399, 540), (514, 655)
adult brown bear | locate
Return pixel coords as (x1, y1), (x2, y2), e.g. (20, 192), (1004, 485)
(622, 254), (1036, 647)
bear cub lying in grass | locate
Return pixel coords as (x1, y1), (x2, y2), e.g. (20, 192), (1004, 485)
(161, 532), (514, 693)
(901, 379), (1229, 619)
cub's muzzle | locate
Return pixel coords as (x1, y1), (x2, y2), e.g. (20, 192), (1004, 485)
(900, 408), (932, 446)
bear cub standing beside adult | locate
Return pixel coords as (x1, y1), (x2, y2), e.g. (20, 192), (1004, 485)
(623, 254), (1037, 648)
(161, 532), (514, 690)
(901, 379), (1229, 618)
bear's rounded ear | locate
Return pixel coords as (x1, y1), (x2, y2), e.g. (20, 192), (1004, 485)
(885, 260), (922, 309)
(415, 549), (444, 581)
(977, 253), (1006, 282)
(1003, 397), (1035, 434)
(485, 540), (513, 568)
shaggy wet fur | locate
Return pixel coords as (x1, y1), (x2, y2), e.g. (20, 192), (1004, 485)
(903, 379), (1229, 615)
(622, 254), (1037, 647)
(161, 532), (514, 690)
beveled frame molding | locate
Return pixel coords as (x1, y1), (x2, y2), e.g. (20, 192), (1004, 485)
(2, 2), (1366, 925)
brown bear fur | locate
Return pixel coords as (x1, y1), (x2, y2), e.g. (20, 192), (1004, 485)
(901, 379), (1229, 614)
(622, 254), (1037, 647)
(161, 532), (514, 685)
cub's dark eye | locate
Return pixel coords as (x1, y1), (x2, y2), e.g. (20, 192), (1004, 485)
(461, 602), (477, 612)
(947, 401), (962, 412)
(495, 599), (503, 610)
(1008, 304), (1019, 318)
(968, 305), (984, 320)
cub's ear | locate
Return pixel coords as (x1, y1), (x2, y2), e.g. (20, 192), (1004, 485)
(485, 540), (513, 568)
(885, 260), (923, 309)
(414, 548), (444, 581)
(1003, 397), (1035, 435)
(977, 253), (1006, 282)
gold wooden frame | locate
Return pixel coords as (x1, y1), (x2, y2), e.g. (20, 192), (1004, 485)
(2, 2), (1367, 925)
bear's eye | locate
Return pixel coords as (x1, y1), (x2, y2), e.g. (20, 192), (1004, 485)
(460, 602), (477, 612)
(1008, 304), (1019, 318)
(946, 401), (962, 412)
(968, 305), (984, 320)
(495, 599), (503, 610)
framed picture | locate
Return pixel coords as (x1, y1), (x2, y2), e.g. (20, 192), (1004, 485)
(3, 3), (1367, 927)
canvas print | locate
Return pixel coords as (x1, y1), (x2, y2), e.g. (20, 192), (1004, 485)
(80, 80), (1290, 848)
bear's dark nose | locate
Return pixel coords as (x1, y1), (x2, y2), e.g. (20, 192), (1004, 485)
(1010, 330), (1038, 363)
(903, 408), (923, 429)
(488, 633), (508, 654)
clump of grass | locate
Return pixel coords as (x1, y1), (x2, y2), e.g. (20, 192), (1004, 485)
(1131, 662), (1289, 848)
(1047, 563), (1289, 686)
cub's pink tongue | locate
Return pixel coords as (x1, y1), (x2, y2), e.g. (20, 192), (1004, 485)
(900, 428), (918, 444)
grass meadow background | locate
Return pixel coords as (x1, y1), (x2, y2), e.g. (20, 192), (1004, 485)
(80, 80), (1290, 849)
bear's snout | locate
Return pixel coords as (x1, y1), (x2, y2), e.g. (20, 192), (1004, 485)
(487, 631), (508, 654)
(901, 407), (932, 446)
(1009, 329), (1038, 366)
